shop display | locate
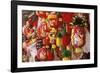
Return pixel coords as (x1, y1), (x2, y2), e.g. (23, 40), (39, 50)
(22, 11), (90, 62)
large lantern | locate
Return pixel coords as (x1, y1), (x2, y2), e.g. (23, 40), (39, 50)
(70, 14), (88, 59)
(71, 14), (87, 47)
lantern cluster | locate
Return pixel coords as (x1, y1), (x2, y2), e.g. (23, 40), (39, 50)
(22, 11), (89, 62)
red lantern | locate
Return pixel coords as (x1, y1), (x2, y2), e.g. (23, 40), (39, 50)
(36, 47), (54, 61)
(61, 34), (71, 47)
(61, 12), (74, 33)
(71, 25), (86, 47)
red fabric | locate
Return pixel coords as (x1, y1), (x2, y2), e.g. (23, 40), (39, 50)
(61, 12), (74, 24)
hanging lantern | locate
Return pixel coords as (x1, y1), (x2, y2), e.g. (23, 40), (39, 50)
(36, 47), (54, 61)
(71, 26), (86, 47)
(70, 14), (87, 47)
(61, 34), (71, 47)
